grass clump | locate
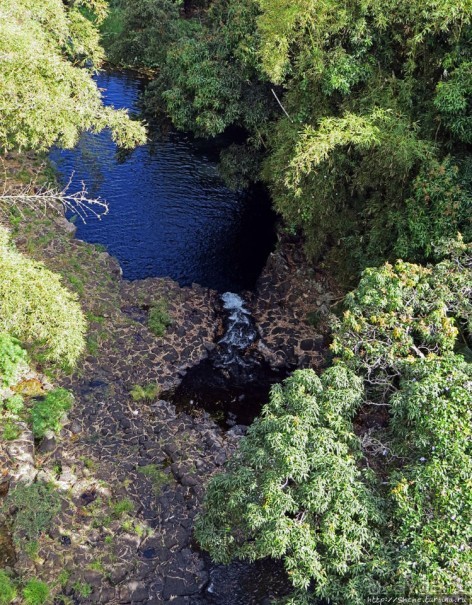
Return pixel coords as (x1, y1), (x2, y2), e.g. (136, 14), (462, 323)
(4, 393), (24, 414)
(148, 300), (172, 337)
(130, 383), (160, 402)
(30, 388), (73, 438)
(22, 579), (50, 605)
(2, 421), (21, 441)
(111, 498), (134, 517)
(0, 570), (16, 604)
(138, 464), (169, 495)
(1, 482), (61, 550)
(72, 581), (93, 597)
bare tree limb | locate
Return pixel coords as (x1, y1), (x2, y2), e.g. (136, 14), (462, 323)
(0, 161), (108, 223)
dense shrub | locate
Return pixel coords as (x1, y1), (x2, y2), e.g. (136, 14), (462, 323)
(197, 250), (472, 602)
(112, 0), (471, 274)
(0, 332), (27, 387)
(113, 0), (273, 138)
(196, 367), (384, 604)
(389, 356), (472, 594)
(331, 241), (471, 392)
(30, 388), (74, 438)
(0, 227), (86, 367)
(395, 158), (472, 262)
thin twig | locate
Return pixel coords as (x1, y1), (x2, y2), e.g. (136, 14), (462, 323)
(271, 88), (293, 122)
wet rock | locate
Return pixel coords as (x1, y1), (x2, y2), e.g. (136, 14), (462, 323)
(227, 424), (247, 438)
(300, 338), (314, 351)
(37, 434), (56, 454)
(163, 525), (190, 550)
(109, 565), (130, 585)
(162, 573), (199, 599)
(214, 452), (227, 466)
(70, 420), (82, 434)
(55, 216), (77, 237)
(119, 581), (148, 602)
(180, 474), (198, 487)
(56, 466), (77, 490)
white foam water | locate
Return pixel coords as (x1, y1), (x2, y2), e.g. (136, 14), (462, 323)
(219, 293), (257, 351)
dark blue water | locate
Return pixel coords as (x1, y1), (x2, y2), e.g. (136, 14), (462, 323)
(49, 72), (276, 292)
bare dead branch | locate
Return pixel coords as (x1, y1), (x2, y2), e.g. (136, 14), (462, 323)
(0, 161), (108, 223)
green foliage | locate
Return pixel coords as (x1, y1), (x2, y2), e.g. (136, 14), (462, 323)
(198, 251), (472, 601)
(2, 421), (21, 441)
(261, 0), (471, 273)
(0, 227), (86, 367)
(114, 0), (273, 138)
(112, 0), (472, 274)
(22, 579), (50, 605)
(100, 2), (125, 47)
(0, 333), (27, 387)
(1, 482), (61, 549)
(218, 144), (262, 190)
(72, 581), (93, 597)
(395, 157), (472, 261)
(435, 61), (472, 144)
(331, 243), (471, 391)
(25, 540), (39, 559)
(111, 498), (134, 516)
(389, 356), (472, 594)
(196, 366), (384, 602)
(56, 570), (70, 588)
(4, 394), (25, 415)
(0, 570), (16, 605)
(0, 0), (146, 151)
(138, 464), (169, 494)
(148, 300), (172, 337)
(107, 0), (181, 68)
(30, 388), (74, 439)
(129, 383), (160, 402)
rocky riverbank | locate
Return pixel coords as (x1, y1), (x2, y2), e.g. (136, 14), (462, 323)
(0, 157), (337, 604)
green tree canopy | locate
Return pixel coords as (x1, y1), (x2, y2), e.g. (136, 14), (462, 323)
(197, 249), (472, 602)
(196, 366), (384, 604)
(0, 0), (146, 151)
(114, 0), (471, 275)
(331, 238), (471, 391)
(0, 226), (86, 367)
(389, 356), (472, 594)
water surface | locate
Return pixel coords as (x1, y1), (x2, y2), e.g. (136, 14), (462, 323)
(49, 72), (276, 292)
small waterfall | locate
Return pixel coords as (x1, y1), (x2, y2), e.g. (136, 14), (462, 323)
(216, 293), (258, 368)
(166, 292), (287, 427)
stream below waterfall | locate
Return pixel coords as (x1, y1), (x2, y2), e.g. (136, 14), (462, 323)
(49, 71), (291, 605)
